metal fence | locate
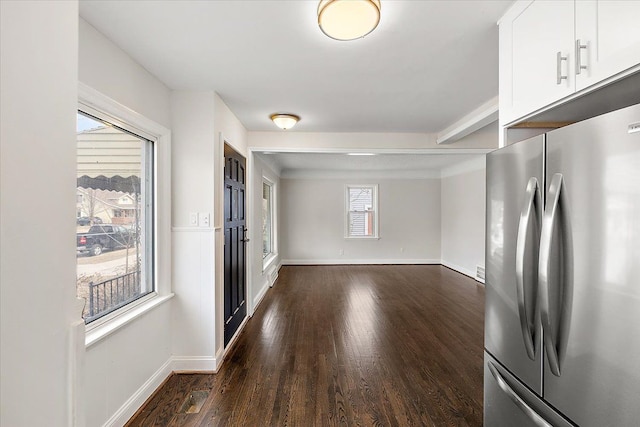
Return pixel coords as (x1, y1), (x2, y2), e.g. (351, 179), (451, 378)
(86, 270), (141, 323)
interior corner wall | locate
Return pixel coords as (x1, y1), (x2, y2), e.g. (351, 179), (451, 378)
(440, 159), (487, 278)
(79, 18), (174, 427)
(170, 91), (217, 366)
(280, 178), (441, 263)
(1, 2), (78, 426)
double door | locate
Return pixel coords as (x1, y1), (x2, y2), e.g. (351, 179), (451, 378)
(485, 104), (640, 426)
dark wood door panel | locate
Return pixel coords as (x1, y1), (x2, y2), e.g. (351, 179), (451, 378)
(223, 145), (247, 346)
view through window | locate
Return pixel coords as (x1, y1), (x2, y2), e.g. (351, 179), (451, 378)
(76, 112), (154, 323)
(347, 185), (378, 238)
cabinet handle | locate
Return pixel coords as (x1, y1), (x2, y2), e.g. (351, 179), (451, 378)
(556, 52), (568, 85)
(575, 39), (588, 75)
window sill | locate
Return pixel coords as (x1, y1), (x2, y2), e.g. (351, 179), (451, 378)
(344, 236), (380, 240)
(263, 253), (278, 272)
(85, 293), (174, 348)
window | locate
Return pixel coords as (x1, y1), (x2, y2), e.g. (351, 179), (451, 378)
(346, 184), (378, 238)
(77, 111), (154, 324)
(262, 180), (274, 259)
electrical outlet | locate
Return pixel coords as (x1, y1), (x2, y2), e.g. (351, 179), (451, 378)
(189, 212), (198, 226)
(400, 247), (404, 253)
(339, 249), (344, 256)
(199, 212), (210, 227)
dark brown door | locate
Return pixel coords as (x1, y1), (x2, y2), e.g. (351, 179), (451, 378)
(224, 145), (247, 346)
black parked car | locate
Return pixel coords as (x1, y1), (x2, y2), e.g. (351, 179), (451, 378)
(77, 216), (103, 226)
(77, 224), (134, 256)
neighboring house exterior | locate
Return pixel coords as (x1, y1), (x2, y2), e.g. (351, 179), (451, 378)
(76, 188), (138, 225)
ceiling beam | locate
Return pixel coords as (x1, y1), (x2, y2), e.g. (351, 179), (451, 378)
(436, 96), (498, 144)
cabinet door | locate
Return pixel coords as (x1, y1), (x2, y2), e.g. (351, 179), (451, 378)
(511, 0), (574, 120)
(575, 0), (640, 91)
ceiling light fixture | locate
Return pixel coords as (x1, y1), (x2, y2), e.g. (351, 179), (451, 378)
(270, 113), (300, 130)
(318, 0), (381, 41)
(347, 152), (376, 156)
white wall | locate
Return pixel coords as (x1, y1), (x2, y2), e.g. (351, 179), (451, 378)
(78, 19), (171, 127)
(441, 157), (487, 278)
(215, 94), (248, 158)
(1, 2), (78, 426)
(170, 91), (217, 369)
(280, 178), (441, 263)
(79, 19), (174, 427)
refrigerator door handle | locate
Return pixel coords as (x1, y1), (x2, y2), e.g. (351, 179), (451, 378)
(488, 361), (553, 427)
(539, 173), (568, 377)
(516, 177), (540, 360)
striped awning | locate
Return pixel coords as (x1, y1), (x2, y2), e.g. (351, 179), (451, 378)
(77, 127), (141, 193)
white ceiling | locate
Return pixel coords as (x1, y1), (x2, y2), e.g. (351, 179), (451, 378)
(79, 0), (512, 133)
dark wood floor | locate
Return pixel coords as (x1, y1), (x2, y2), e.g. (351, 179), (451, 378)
(127, 265), (485, 426)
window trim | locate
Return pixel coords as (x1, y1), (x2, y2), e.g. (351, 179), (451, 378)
(262, 176), (278, 271)
(344, 184), (379, 239)
(79, 83), (173, 347)
(262, 178), (274, 260)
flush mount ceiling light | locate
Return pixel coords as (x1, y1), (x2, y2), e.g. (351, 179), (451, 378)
(318, 0), (381, 41)
(270, 113), (300, 130)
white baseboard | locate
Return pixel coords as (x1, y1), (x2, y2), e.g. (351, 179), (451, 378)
(171, 356), (218, 373)
(252, 280), (269, 313)
(441, 261), (477, 279)
(104, 357), (173, 427)
(104, 353), (222, 426)
(281, 258), (441, 265)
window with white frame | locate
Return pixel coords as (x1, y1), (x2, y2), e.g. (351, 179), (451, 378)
(262, 179), (274, 259)
(76, 111), (154, 323)
(346, 184), (378, 238)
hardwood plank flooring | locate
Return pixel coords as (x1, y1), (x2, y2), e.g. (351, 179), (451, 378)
(127, 265), (485, 426)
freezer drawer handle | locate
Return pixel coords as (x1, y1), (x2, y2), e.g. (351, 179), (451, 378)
(539, 173), (573, 377)
(488, 361), (553, 427)
(516, 177), (540, 360)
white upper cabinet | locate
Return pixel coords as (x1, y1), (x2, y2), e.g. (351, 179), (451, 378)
(575, 0), (640, 91)
(511, 0), (575, 121)
(500, 0), (640, 125)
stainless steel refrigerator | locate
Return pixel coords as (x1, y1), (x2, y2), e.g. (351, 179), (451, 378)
(485, 104), (640, 426)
